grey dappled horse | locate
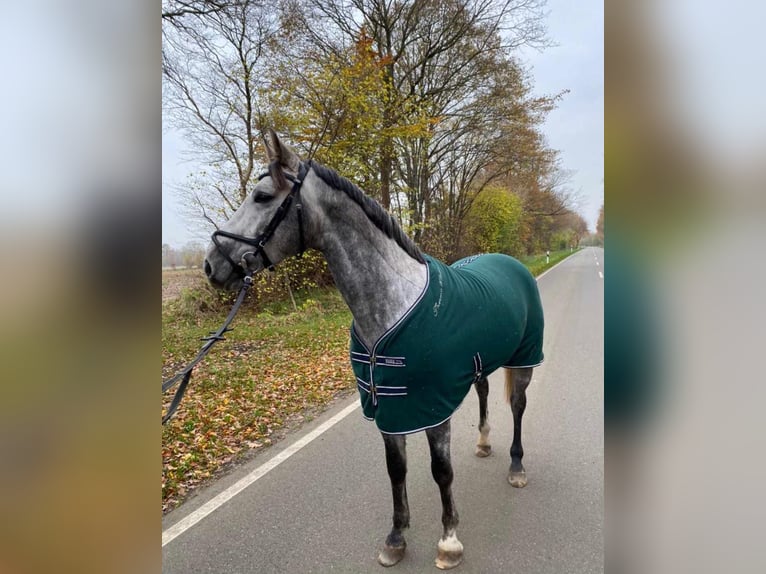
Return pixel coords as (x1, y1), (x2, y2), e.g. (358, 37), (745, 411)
(204, 131), (543, 569)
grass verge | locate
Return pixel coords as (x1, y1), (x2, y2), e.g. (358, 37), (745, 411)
(162, 288), (352, 512)
(521, 247), (580, 277)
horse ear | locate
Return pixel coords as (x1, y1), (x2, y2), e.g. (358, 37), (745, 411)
(268, 129), (300, 173)
(263, 130), (276, 161)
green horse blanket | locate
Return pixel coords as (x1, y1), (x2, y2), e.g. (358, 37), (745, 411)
(351, 253), (544, 434)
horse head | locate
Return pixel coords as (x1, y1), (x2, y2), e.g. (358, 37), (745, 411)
(204, 130), (307, 290)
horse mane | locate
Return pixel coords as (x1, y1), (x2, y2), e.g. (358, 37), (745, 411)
(306, 160), (425, 264)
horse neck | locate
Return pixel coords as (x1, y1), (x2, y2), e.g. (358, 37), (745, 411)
(304, 173), (427, 349)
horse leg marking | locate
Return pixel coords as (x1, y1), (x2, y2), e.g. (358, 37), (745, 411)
(436, 530), (464, 570)
(509, 367), (533, 488)
(474, 376), (492, 457)
(426, 420), (464, 570)
(378, 433), (409, 567)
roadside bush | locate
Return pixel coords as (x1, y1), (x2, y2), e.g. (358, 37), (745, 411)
(462, 186), (524, 258)
(167, 249), (335, 317)
(246, 249), (333, 310)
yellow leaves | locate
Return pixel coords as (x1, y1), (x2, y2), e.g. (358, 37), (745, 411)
(465, 186), (525, 255)
(261, 30), (433, 185)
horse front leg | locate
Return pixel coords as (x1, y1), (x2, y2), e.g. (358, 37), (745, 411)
(378, 433), (410, 567)
(426, 420), (463, 570)
(507, 367), (533, 487)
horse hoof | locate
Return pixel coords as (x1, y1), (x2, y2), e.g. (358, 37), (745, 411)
(508, 470), (528, 488)
(474, 444), (492, 457)
(435, 535), (463, 570)
(378, 543), (406, 567)
(435, 553), (463, 570)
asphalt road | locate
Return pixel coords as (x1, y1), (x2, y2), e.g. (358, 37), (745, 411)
(162, 247), (604, 573)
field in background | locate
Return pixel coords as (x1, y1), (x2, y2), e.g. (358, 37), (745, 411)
(162, 268), (205, 303)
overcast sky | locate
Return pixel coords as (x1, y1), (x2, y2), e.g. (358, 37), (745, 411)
(519, 0), (604, 233)
(162, 0), (604, 247)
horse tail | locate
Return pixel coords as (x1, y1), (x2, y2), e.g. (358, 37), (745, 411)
(504, 368), (514, 404)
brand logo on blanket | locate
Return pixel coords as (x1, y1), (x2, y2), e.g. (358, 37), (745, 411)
(371, 355), (407, 367)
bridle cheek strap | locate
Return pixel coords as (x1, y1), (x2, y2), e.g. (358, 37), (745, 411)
(211, 162), (308, 275)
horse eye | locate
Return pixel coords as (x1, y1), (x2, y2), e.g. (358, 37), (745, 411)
(253, 191), (274, 204)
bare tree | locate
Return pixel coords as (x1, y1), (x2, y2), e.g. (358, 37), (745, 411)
(162, 0), (570, 259)
(162, 1), (241, 27)
(163, 0), (278, 229)
(294, 0), (556, 259)
(305, 0), (550, 214)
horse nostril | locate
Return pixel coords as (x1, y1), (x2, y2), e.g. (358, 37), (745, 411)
(204, 260), (212, 277)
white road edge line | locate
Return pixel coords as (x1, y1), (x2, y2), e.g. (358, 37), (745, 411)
(162, 401), (359, 547)
(163, 247), (584, 546)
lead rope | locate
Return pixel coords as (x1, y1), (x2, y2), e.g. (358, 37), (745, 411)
(162, 274), (253, 424)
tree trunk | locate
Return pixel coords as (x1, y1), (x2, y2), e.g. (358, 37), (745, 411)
(380, 137), (392, 209)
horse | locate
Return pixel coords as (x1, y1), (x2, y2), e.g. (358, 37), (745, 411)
(203, 130), (544, 570)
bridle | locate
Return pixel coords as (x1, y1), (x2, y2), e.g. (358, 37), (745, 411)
(211, 160), (309, 275)
(162, 161), (309, 425)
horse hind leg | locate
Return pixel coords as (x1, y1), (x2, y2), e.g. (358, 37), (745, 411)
(474, 376), (491, 457)
(378, 433), (410, 567)
(505, 367), (533, 488)
(426, 420), (463, 570)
